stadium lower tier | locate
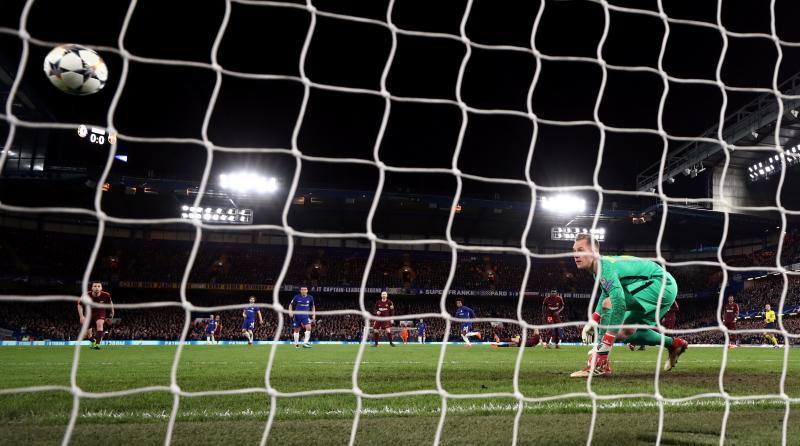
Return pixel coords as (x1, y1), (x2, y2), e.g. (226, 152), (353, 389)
(2, 292), (798, 345)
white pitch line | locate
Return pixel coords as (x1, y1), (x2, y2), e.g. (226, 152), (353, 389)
(71, 397), (796, 422)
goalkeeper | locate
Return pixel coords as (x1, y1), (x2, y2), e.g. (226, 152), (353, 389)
(570, 234), (688, 378)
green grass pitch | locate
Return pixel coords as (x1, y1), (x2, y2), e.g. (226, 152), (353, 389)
(1, 344), (799, 445)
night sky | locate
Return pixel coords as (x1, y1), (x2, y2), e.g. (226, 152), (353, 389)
(2, 0), (800, 211)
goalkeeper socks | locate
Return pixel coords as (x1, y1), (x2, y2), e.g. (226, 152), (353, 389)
(293, 332), (300, 345)
(767, 335), (778, 346)
(596, 332), (616, 354)
(626, 329), (673, 348)
(303, 331), (311, 344)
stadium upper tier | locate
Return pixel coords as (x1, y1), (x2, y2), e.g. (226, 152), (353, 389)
(1, 223), (797, 296)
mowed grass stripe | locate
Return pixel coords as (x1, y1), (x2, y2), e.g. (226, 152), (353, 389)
(0, 346), (797, 419)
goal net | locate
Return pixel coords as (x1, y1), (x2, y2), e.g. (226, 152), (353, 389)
(0, 0), (797, 445)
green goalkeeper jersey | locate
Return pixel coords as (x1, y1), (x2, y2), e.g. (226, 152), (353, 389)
(593, 255), (677, 328)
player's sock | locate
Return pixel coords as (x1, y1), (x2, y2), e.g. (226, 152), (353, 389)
(303, 331), (311, 345)
(95, 330), (104, 346)
(461, 334), (471, 346)
(466, 331), (479, 338)
(418, 336), (422, 343)
(207, 336), (211, 343)
(595, 332), (617, 355)
(293, 332), (300, 345)
(625, 329), (674, 348)
(768, 335), (779, 346)
(388, 333), (395, 346)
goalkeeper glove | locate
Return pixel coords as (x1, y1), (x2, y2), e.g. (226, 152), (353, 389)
(581, 312), (601, 345)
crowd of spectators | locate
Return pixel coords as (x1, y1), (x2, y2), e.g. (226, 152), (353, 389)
(2, 228), (800, 345)
(2, 286), (797, 345)
(2, 230), (733, 295)
(724, 228), (800, 268)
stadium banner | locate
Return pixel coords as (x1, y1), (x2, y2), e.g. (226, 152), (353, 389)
(0, 340), (758, 348)
(114, 281), (714, 299)
(0, 340), (557, 347)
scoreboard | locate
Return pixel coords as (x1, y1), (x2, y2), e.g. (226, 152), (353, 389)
(550, 226), (606, 242)
(77, 125), (117, 146)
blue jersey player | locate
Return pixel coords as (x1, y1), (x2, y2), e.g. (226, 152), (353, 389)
(205, 314), (218, 344)
(288, 286), (316, 348)
(241, 296), (264, 346)
(455, 299), (482, 347)
(417, 319), (426, 343)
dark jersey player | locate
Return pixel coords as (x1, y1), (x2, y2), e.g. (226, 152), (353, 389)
(241, 296), (264, 346)
(542, 289), (565, 349)
(417, 319), (426, 343)
(455, 299), (482, 347)
(723, 296), (739, 348)
(205, 315), (218, 344)
(372, 292), (395, 347)
(492, 329), (542, 348)
(661, 300), (679, 330)
(213, 315), (222, 343)
(288, 286), (316, 348)
(76, 282), (114, 350)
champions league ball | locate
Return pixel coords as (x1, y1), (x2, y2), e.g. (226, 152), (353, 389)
(43, 44), (108, 95)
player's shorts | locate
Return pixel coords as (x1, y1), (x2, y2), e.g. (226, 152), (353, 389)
(86, 312), (106, 327)
(723, 320), (737, 331)
(661, 318), (676, 330)
(765, 322), (777, 330)
(293, 315), (311, 328)
(241, 320), (255, 330)
(460, 323), (473, 334)
(373, 320), (391, 330)
(205, 328), (215, 334)
(545, 313), (561, 324)
(621, 273), (678, 328)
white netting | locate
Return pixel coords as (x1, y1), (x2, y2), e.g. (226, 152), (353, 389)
(1, 0), (798, 445)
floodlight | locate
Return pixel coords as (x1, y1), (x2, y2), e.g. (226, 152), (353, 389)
(220, 172), (278, 194)
(541, 195), (586, 214)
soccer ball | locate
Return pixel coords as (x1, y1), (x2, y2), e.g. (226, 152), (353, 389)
(43, 44), (108, 95)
